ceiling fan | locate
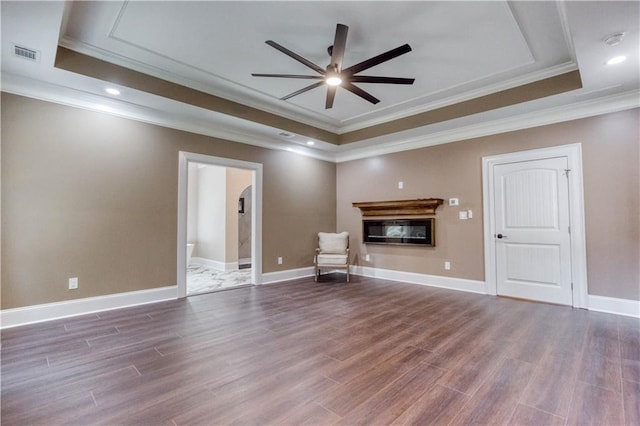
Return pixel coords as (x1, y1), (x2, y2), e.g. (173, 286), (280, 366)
(252, 24), (415, 109)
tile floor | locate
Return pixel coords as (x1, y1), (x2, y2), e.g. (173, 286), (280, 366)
(186, 263), (252, 294)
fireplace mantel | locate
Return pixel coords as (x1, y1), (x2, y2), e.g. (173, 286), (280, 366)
(352, 198), (444, 217)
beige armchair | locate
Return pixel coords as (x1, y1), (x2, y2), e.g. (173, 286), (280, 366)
(314, 232), (350, 282)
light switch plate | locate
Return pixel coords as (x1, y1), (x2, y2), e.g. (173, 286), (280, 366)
(459, 211), (468, 220)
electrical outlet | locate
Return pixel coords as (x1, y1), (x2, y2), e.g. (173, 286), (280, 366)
(398, 181), (404, 189)
(68, 277), (78, 290)
(365, 254), (370, 261)
(444, 261), (451, 270)
(449, 198), (459, 206)
(468, 210), (473, 219)
(277, 257), (283, 265)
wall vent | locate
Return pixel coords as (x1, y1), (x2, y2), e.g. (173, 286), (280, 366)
(14, 44), (40, 62)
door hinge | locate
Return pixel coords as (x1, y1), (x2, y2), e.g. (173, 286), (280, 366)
(571, 282), (574, 290)
(568, 226), (571, 234)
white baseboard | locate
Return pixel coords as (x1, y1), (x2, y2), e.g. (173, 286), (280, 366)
(354, 267), (640, 318)
(0, 286), (177, 329)
(3, 271), (636, 329)
(588, 294), (640, 318)
(261, 267), (315, 284)
(352, 266), (487, 294)
(191, 257), (238, 272)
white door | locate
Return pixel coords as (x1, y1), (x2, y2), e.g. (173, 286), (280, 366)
(494, 156), (573, 305)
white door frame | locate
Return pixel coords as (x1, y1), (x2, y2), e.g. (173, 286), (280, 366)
(177, 151), (263, 298)
(482, 143), (588, 308)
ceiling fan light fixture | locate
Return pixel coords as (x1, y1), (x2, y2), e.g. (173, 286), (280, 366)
(253, 24), (414, 108)
(326, 75), (342, 86)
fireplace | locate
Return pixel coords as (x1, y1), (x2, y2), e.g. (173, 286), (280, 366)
(362, 218), (435, 246)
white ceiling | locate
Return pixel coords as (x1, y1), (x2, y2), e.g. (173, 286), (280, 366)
(2, 1), (639, 162)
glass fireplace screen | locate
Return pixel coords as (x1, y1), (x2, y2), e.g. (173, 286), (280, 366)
(363, 219), (435, 246)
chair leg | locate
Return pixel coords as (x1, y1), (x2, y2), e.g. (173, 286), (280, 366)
(314, 265), (318, 282)
(346, 267), (350, 283)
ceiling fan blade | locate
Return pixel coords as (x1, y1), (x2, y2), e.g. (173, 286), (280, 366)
(343, 44), (412, 75)
(342, 82), (380, 104)
(280, 81), (325, 101)
(252, 73), (324, 79)
(325, 85), (337, 109)
(350, 75), (415, 85)
(330, 24), (349, 71)
(265, 40), (325, 74)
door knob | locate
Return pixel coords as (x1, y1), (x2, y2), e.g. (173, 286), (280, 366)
(496, 233), (506, 239)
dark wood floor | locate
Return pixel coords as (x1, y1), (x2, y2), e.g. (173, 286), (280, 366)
(2, 275), (639, 425)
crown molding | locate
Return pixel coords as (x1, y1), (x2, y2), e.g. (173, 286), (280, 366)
(333, 89), (640, 163)
(337, 61), (579, 133)
(57, 37), (580, 138)
(1, 73), (337, 162)
(3, 73), (637, 165)
(58, 36), (341, 134)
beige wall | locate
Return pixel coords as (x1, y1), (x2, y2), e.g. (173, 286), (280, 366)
(337, 109), (640, 301)
(238, 186), (252, 262)
(1, 93), (336, 309)
(2, 93), (637, 309)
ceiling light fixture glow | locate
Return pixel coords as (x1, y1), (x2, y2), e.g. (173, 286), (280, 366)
(326, 76), (342, 86)
(105, 87), (120, 95)
(306, 140), (315, 146)
(607, 55), (627, 65)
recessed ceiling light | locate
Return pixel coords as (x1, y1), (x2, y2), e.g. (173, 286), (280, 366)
(105, 87), (120, 95)
(607, 55), (627, 65)
(286, 147), (294, 152)
(306, 140), (315, 146)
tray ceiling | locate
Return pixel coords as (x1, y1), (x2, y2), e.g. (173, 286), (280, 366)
(60, 1), (572, 129)
(2, 1), (638, 161)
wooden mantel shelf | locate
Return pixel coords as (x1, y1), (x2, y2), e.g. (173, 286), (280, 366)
(352, 198), (444, 217)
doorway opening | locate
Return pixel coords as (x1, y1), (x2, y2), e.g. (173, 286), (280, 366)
(482, 143), (588, 308)
(238, 185), (252, 270)
(177, 152), (263, 298)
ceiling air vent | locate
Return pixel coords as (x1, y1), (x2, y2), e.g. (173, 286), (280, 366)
(13, 44), (40, 62)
